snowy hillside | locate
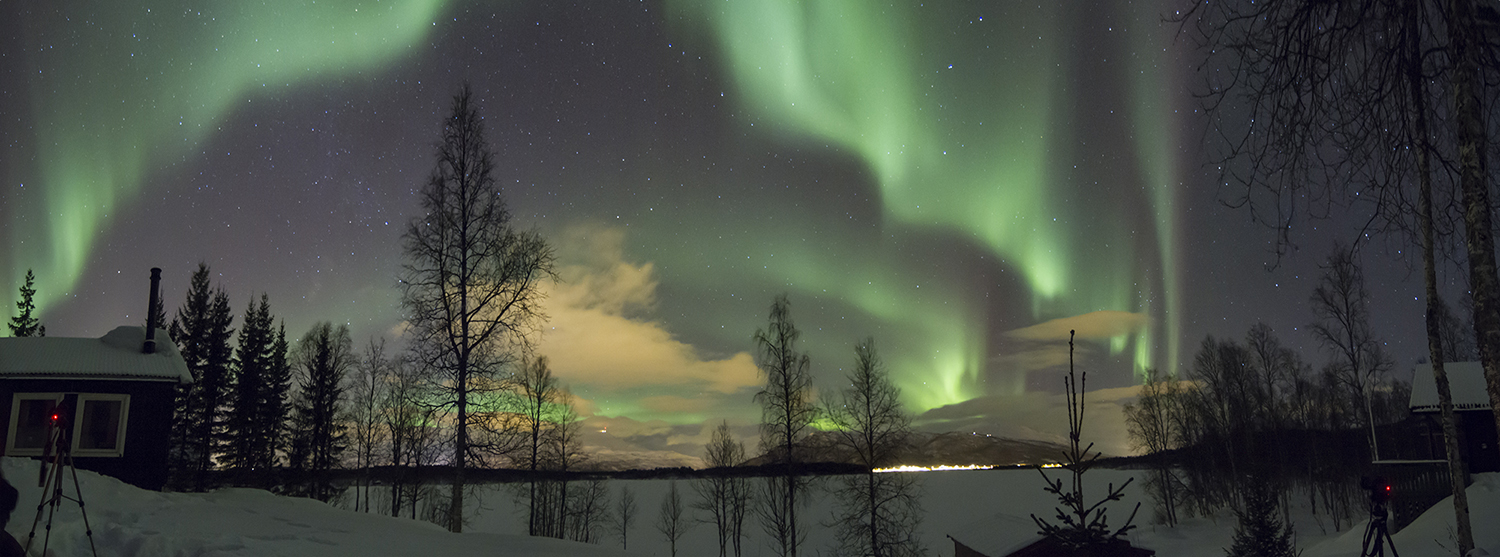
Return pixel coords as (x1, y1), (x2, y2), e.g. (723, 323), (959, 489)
(3, 456), (1497, 556)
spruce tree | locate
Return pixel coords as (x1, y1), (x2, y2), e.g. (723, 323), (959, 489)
(167, 263), (236, 491)
(168, 268), (210, 483)
(291, 322), (351, 501)
(1225, 481), (1297, 557)
(286, 386), (313, 495)
(201, 286), (235, 482)
(9, 269), (45, 337)
(225, 295), (275, 474)
(260, 322), (293, 472)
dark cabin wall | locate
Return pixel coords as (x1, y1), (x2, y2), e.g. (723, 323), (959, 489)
(1463, 411), (1499, 473)
(0, 378), (177, 491)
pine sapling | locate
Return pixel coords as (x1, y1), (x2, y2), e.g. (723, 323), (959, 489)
(1031, 330), (1141, 554)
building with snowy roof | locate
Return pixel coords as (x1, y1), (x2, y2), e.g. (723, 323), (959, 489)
(1409, 361), (1499, 474)
(946, 512), (1155, 557)
(0, 271), (191, 492)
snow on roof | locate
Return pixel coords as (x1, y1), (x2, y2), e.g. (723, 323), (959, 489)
(0, 325), (192, 384)
(947, 511), (1043, 557)
(1409, 361), (1492, 412)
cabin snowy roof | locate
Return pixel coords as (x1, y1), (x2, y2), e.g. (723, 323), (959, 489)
(0, 326), (192, 384)
(1410, 361), (1493, 413)
(947, 512), (1043, 557)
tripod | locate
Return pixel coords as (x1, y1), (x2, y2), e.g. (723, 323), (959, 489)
(1360, 499), (1399, 557)
(24, 408), (98, 557)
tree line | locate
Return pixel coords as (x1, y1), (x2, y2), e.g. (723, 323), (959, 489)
(1124, 245), (1423, 541)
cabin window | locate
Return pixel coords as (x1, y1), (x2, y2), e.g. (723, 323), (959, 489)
(6, 393), (130, 458)
(73, 394), (129, 457)
(6, 394), (62, 455)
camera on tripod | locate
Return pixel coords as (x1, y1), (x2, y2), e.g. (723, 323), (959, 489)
(24, 398), (98, 557)
(39, 403), (72, 487)
(1358, 476), (1399, 556)
(1360, 476), (1392, 505)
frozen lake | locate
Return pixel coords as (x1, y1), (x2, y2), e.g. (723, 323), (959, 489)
(437, 466), (1235, 556)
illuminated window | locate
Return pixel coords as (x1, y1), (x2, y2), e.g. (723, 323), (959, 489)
(6, 393), (130, 458)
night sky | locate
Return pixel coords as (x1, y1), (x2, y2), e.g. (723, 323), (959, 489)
(0, 0), (1454, 459)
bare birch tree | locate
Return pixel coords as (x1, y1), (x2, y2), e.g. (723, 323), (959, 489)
(1308, 244), (1393, 460)
(347, 337), (388, 513)
(399, 83), (556, 532)
(381, 354), (438, 519)
(657, 480), (690, 557)
(612, 485), (638, 550)
(753, 294), (816, 557)
(1124, 368), (1186, 526)
(695, 421), (750, 557)
(568, 478), (611, 544)
(825, 338), (923, 557)
(516, 354), (562, 536)
(544, 391), (584, 539)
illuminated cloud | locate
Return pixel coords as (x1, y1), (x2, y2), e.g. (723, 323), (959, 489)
(987, 311), (1151, 392)
(576, 414), (759, 467)
(638, 395), (715, 415)
(540, 225), (762, 397)
(1004, 311), (1149, 342)
(582, 414), (678, 440)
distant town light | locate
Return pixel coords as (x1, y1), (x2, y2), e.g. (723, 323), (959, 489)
(873, 464), (995, 473)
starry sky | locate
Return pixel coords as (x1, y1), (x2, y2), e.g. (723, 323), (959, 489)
(0, 0), (1455, 460)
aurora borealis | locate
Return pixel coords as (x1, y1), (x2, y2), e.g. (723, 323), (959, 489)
(1, 0), (1435, 458)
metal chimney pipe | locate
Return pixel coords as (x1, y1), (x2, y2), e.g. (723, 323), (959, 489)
(144, 267), (162, 354)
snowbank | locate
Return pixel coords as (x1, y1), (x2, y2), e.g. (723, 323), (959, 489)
(1302, 472), (1500, 557)
(0, 458), (638, 557)
(3, 455), (1495, 557)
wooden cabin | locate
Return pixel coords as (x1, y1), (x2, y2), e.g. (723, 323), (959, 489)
(0, 325), (191, 491)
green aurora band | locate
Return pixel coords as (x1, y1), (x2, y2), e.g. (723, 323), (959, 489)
(667, 0), (1182, 408)
(7, 0), (445, 320)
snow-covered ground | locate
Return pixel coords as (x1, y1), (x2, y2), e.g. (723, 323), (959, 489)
(3, 456), (1497, 556)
